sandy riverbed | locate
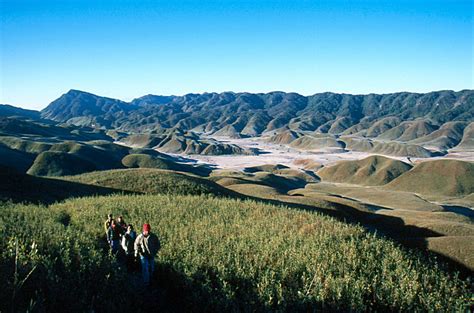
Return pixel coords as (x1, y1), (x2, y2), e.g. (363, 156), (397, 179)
(175, 136), (408, 170)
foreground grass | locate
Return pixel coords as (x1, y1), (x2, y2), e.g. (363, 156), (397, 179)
(1, 194), (471, 312)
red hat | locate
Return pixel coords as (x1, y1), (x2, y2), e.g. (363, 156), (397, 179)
(143, 223), (151, 232)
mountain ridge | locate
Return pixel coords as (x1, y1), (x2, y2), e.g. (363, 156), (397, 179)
(39, 89), (474, 137)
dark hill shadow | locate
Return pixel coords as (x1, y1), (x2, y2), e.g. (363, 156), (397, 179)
(0, 166), (132, 205)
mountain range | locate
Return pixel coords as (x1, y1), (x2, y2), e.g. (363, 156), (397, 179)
(38, 89), (473, 135)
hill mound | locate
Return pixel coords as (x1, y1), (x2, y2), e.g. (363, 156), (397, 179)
(212, 125), (243, 138)
(341, 137), (434, 157)
(122, 153), (211, 176)
(377, 119), (438, 141)
(289, 134), (345, 150)
(211, 167), (312, 193)
(63, 168), (234, 196)
(409, 121), (467, 150)
(0, 136), (51, 154)
(267, 130), (302, 144)
(293, 159), (323, 171)
(452, 122), (474, 151)
(120, 133), (165, 148)
(365, 117), (401, 137)
(243, 164), (290, 173)
(27, 151), (97, 176)
(370, 141), (435, 157)
(385, 159), (474, 196)
(122, 131), (257, 156)
(327, 116), (354, 134)
(317, 155), (412, 186)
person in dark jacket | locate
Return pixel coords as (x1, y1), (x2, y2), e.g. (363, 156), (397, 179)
(107, 220), (121, 255)
(134, 223), (161, 285)
(117, 216), (127, 235)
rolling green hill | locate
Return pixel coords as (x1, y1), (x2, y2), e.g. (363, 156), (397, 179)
(385, 159), (474, 196)
(340, 137), (435, 157)
(62, 168), (235, 197)
(27, 151), (98, 176)
(452, 122), (474, 151)
(376, 119), (438, 141)
(409, 121), (467, 150)
(317, 155), (413, 186)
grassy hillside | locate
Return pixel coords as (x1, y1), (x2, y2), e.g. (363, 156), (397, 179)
(340, 137), (434, 157)
(385, 159), (474, 196)
(317, 155), (412, 186)
(62, 168), (234, 197)
(289, 134), (345, 150)
(453, 122), (474, 151)
(27, 151), (98, 176)
(375, 119), (438, 142)
(1, 194), (470, 312)
(409, 121), (467, 150)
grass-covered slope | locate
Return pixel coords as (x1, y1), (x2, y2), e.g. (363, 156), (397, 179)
(453, 122), (474, 151)
(340, 137), (435, 157)
(317, 155), (413, 186)
(1, 195), (470, 312)
(27, 151), (98, 176)
(62, 168), (234, 197)
(385, 159), (474, 196)
(409, 121), (467, 150)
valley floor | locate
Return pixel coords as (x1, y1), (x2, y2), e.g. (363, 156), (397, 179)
(181, 135), (474, 170)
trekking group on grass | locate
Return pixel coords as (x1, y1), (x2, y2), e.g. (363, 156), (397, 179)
(104, 214), (161, 285)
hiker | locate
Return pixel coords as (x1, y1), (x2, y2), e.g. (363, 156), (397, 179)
(107, 220), (122, 255)
(134, 223), (161, 285)
(121, 224), (137, 272)
(117, 215), (127, 235)
(104, 213), (113, 234)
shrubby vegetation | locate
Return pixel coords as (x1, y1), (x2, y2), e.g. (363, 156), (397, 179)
(1, 194), (470, 312)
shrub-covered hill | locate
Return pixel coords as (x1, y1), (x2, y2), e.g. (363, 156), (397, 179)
(62, 168), (236, 197)
(1, 194), (471, 312)
(385, 159), (474, 196)
(317, 155), (413, 186)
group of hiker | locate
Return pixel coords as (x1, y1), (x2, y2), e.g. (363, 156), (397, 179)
(104, 214), (161, 285)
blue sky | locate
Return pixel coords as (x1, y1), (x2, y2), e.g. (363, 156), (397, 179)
(0, 0), (472, 110)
